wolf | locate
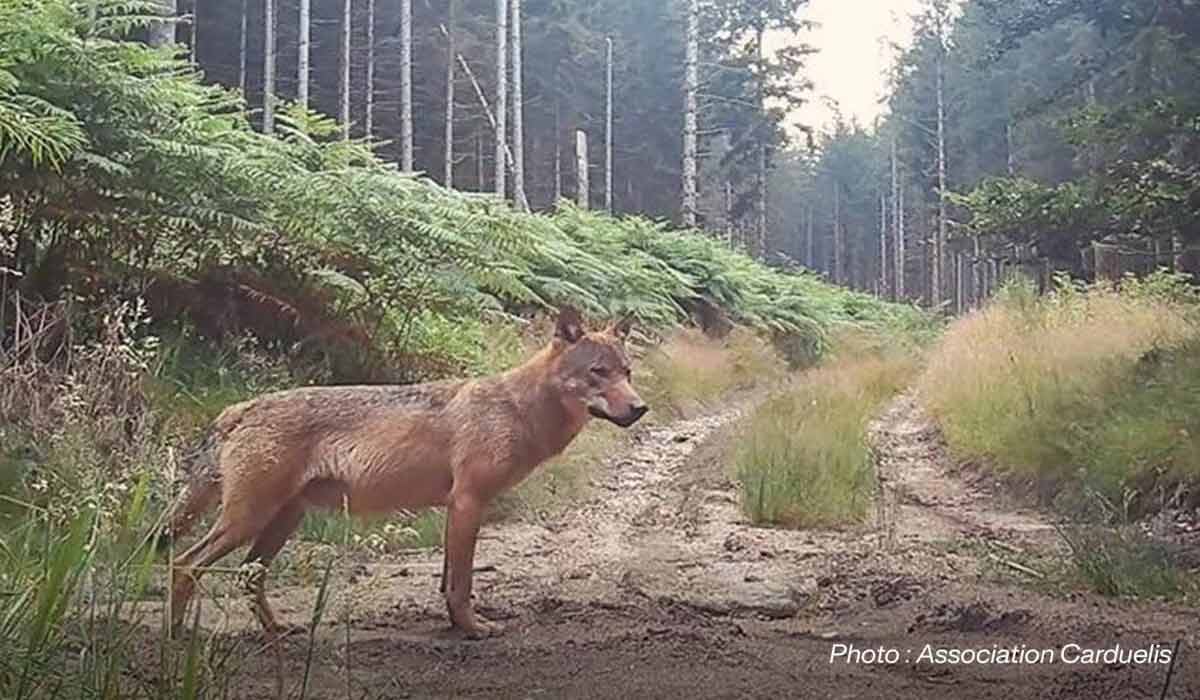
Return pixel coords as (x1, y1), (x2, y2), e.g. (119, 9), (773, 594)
(160, 306), (647, 639)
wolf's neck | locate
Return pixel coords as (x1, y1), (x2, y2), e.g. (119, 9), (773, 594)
(507, 359), (588, 463)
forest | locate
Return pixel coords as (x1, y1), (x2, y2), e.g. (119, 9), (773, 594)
(787, 0), (1200, 310)
(0, 0), (1198, 698)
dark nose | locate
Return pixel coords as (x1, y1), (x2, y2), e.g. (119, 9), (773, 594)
(630, 404), (649, 422)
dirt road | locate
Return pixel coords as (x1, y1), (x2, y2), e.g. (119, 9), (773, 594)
(148, 394), (1197, 699)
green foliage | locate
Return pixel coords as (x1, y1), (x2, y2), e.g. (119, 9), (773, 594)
(0, 0), (917, 383)
(1058, 523), (1195, 600)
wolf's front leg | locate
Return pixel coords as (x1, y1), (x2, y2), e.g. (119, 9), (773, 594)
(443, 493), (502, 639)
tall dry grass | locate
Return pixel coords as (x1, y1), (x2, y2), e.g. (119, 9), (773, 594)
(920, 272), (1200, 512)
(638, 327), (788, 419)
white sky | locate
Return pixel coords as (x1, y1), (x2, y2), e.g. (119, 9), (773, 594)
(767, 0), (925, 136)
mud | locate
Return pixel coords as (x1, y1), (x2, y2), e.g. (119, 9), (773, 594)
(134, 392), (1197, 699)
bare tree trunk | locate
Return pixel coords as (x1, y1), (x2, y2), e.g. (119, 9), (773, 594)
(604, 36), (614, 214)
(188, 0), (197, 62)
(554, 98), (562, 202)
(148, 0), (176, 47)
(340, 0), (352, 139)
(720, 181), (729, 241)
(494, 0), (508, 198)
(880, 194), (888, 297)
(805, 205), (814, 270)
(755, 26), (767, 257)
(298, 0), (310, 109)
(238, 0), (247, 93)
(833, 182), (843, 284)
(476, 131), (486, 191)
(896, 183), (906, 299)
(933, 23), (947, 308)
(576, 130), (589, 209)
(1005, 119), (1015, 175)
(890, 137), (899, 300)
(681, 0), (699, 227)
(399, 0), (412, 163)
(365, 0), (375, 137)
(758, 144), (768, 258)
(263, 0), (276, 133)
(454, 52), (528, 209)
(510, 0), (526, 209)
(972, 236), (982, 307)
(955, 251), (965, 314)
(443, 0), (456, 187)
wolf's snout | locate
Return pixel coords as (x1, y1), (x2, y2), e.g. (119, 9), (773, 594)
(613, 403), (648, 428)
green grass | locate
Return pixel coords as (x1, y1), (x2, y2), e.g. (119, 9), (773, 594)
(1056, 523), (1197, 601)
(735, 333), (919, 528)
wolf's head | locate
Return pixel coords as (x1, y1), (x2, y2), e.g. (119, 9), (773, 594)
(548, 306), (648, 428)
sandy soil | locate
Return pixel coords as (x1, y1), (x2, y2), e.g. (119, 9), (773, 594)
(133, 393), (1197, 699)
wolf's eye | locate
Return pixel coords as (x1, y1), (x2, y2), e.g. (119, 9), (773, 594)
(590, 366), (610, 377)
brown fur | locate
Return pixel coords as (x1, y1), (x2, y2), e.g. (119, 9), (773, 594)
(162, 307), (646, 639)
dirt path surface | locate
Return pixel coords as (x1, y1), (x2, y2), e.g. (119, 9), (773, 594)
(147, 393), (1197, 699)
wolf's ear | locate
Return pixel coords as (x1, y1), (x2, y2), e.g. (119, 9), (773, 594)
(554, 305), (586, 344)
(607, 314), (635, 342)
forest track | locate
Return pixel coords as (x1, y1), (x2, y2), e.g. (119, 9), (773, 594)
(134, 393), (1197, 699)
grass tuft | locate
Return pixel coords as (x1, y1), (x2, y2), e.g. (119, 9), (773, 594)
(735, 331), (919, 528)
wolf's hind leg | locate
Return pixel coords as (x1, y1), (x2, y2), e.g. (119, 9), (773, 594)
(241, 499), (307, 638)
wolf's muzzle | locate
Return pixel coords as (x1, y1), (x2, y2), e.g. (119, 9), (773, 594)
(592, 403), (648, 428)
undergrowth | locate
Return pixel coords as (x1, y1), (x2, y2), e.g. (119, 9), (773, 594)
(920, 271), (1200, 516)
(734, 329), (923, 528)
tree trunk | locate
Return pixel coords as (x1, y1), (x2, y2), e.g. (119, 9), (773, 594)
(720, 181), (729, 241)
(972, 236), (982, 307)
(477, 130), (486, 191)
(758, 144), (768, 258)
(148, 0), (176, 47)
(263, 0), (276, 133)
(238, 0), (247, 93)
(604, 36), (614, 214)
(453, 51), (529, 210)
(443, 0), (456, 187)
(681, 0), (699, 227)
(880, 194), (888, 298)
(399, 0), (412, 161)
(805, 205), (814, 271)
(955, 252), (965, 314)
(554, 98), (562, 202)
(189, 0), (197, 62)
(1005, 119), (1016, 175)
(510, 0), (526, 209)
(340, 0), (352, 139)
(298, 0), (310, 109)
(896, 182), (905, 299)
(833, 181), (843, 284)
(365, 0), (375, 138)
(494, 0), (508, 198)
(933, 25), (947, 308)
(755, 26), (767, 258)
(576, 130), (589, 209)
(890, 137), (899, 300)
